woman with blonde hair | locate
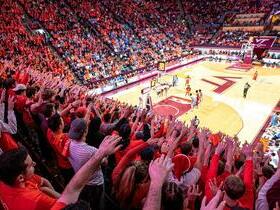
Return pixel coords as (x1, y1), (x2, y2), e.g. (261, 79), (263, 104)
(112, 138), (158, 209)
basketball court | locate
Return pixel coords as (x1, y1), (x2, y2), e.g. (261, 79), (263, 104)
(109, 60), (280, 144)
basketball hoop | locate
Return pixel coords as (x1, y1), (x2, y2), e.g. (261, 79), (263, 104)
(241, 42), (254, 64)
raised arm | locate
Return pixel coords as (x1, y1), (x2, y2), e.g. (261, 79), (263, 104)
(166, 125), (188, 158)
(256, 169), (280, 210)
(93, 103), (102, 119)
(205, 141), (226, 200)
(60, 100), (80, 117)
(130, 110), (141, 136)
(193, 130), (207, 170)
(57, 136), (121, 205)
(143, 155), (174, 210)
(112, 141), (149, 184)
(240, 144), (254, 210)
(0, 95), (17, 134)
(225, 139), (236, 173)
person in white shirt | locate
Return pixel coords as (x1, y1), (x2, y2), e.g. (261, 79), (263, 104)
(139, 94), (144, 108)
(189, 93), (197, 109)
(146, 93), (153, 111)
(198, 89), (203, 103)
(256, 151), (280, 210)
(0, 90), (17, 141)
(68, 118), (104, 210)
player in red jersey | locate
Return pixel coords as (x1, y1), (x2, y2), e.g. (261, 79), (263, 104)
(195, 90), (200, 106)
(185, 85), (191, 96)
(252, 71), (258, 81)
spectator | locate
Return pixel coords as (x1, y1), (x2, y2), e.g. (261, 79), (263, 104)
(68, 117), (104, 210)
(0, 147), (58, 210)
(86, 116), (105, 148)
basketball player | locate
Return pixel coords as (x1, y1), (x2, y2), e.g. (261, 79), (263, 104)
(185, 85), (191, 96)
(253, 71), (258, 81)
(146, 93), (153, 111)
(190, 93), (197, 109)
(139, 94), (143, 109)
(185, 75), (191, 86)
(172, 75), (176, 87)
(156, 86), (161, 97)
(198, 89), (203, 102)
(193, 115), (200, 128)
(163, 83), (169, 96)
(195, 90), (200, 106)
(243, 82), (251, 98)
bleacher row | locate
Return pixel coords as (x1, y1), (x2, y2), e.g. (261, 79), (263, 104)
(1, 0), (279, 89)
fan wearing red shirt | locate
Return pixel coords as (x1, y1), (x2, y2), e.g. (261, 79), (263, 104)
(0, 147), (57, 210)
(47, 113), (74, 184)
(13, 84), (28, 113)
(205, 142), (254, 210)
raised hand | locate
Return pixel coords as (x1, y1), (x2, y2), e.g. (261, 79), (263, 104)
(97, 135), (122, 157)
(187, 185), (202, 201)
(120, 107), (130, 119)
(161, 142), (169, 154)
(148, 155), (174, 187)
(242, 143), (253, 158)
(215, 141), (226, 155)
(204, 143), (212, 165)
(209, 178), (223, 196)
(198, 129), (207, 143)
(71, 100), (81, 108)
(157, 137), (166, 147)
(201, 190), (226, 210)
(178, 125), (188, 140)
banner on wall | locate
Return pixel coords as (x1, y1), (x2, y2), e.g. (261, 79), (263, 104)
(252, 37), (276, 49)
(252, 37), (276, 59)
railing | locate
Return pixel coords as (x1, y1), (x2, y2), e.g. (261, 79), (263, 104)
(235, 13), (265, 18)
(222, 26), (265, 32)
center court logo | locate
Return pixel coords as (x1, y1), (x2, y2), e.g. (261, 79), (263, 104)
(153, 96), (191, 117)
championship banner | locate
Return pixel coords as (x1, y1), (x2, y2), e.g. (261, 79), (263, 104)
(252, 37), (276, 49)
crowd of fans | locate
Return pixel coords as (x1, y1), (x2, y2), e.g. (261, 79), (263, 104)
(261, 112), (280, 168)
(2, 0), (278, 88)
(1, 60), (280, 210)
(0, 0), (74, 84)
(212, 31), (262, 47)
